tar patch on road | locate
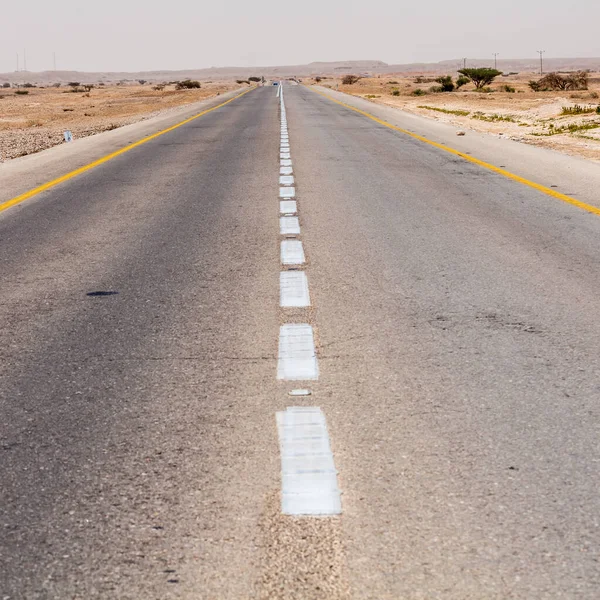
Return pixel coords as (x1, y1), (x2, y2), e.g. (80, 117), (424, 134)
(86, 291), (119, 297)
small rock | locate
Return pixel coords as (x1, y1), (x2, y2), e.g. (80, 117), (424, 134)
(457, 131), (466, 136)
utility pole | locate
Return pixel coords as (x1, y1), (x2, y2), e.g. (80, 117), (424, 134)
(493, 53), (499, 70)
(463, 58), (467, 69)
(16, 52), (19, 72)
(53, 52), (57, 71)
(23, 48), (27, 71)
(537, 50), (545, 75)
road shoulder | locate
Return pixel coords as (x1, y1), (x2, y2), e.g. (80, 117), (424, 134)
(312, 85), (600, 209)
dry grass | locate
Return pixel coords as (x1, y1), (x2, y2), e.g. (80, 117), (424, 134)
(311, 73), (600, 162)
(0, 81), (240, 161)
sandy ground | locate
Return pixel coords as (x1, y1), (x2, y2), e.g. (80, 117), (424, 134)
(0, 81), (242, 162)
(314, 74), (600, 162)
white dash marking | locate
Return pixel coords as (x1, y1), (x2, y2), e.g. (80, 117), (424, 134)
(281, 239), (305, 265)
(279, 175), (294, 186)
(280, 200), (297, 214)
(280, 271), (310, 307)
(279, 186), (295, 198)
(280, 216), (300, 235)
(280, 166), (293, 175)
(276, 407), (341, 515)
(289, 389), (312, 396)
(280, 153), (291, 160)
(281, 159), (292, 167)
(277, 325), (319, 381)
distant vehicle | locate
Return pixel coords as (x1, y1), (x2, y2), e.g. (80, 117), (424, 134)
(273, 82), (279, 86)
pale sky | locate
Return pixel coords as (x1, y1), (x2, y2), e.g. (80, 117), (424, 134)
(2, 0), (599, 73)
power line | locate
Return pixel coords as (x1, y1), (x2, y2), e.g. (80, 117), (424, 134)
(537, 50), (545, 75)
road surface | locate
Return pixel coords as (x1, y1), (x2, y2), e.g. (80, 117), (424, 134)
(1, 84), (599, 599)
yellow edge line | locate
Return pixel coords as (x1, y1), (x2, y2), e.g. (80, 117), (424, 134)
(0, 88), (254, 214)
(309, 86), (600, 217)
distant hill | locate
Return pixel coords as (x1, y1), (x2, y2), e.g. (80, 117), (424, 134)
(1, 58), (599, 84)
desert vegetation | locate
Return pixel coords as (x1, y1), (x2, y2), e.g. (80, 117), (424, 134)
(175, 80), (201, 90)
(342, 75), (360, 85)
(529, 71), (589, 92)
(324, 70), (600, 161)
(457, 68), (503, 90)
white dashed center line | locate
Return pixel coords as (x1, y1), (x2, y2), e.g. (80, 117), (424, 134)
(279, 186), (295, 198)
(276, 407), (341, 515)
(280, 239), (305, 265)
(279, 200), (297, 215)
(277, 324), (319, 380)
(280, 271), (311, 307)
(274, 83), (341, 517)
(280, 216), (301, 235)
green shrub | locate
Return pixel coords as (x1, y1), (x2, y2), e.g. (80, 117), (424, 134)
(529, 80), (543, 91)
(412, 88), (427, 96)
(471, 112), (518, 122)
(418, 105), (470, 116)
(533, 121), (600, 136)
(502, 84), (516, 93)
(248, 76), (261, 82)
(435, 76), (455, 92)
(235, 79), (249, 85)
(560, 104), (596, 115)
(391, 89), (400, 96)
(388, 80), (398, 84)
(456, 75), (470, 88)
(15, 90), (29, 95)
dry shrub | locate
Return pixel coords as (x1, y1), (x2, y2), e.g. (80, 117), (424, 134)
(530, 71), (589, 91)
(342, 75), (359, 85)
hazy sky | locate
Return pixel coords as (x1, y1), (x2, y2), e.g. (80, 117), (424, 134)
(2, 0), (599, 73)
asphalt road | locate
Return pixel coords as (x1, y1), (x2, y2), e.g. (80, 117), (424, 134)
(1, 85), (599, 599)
